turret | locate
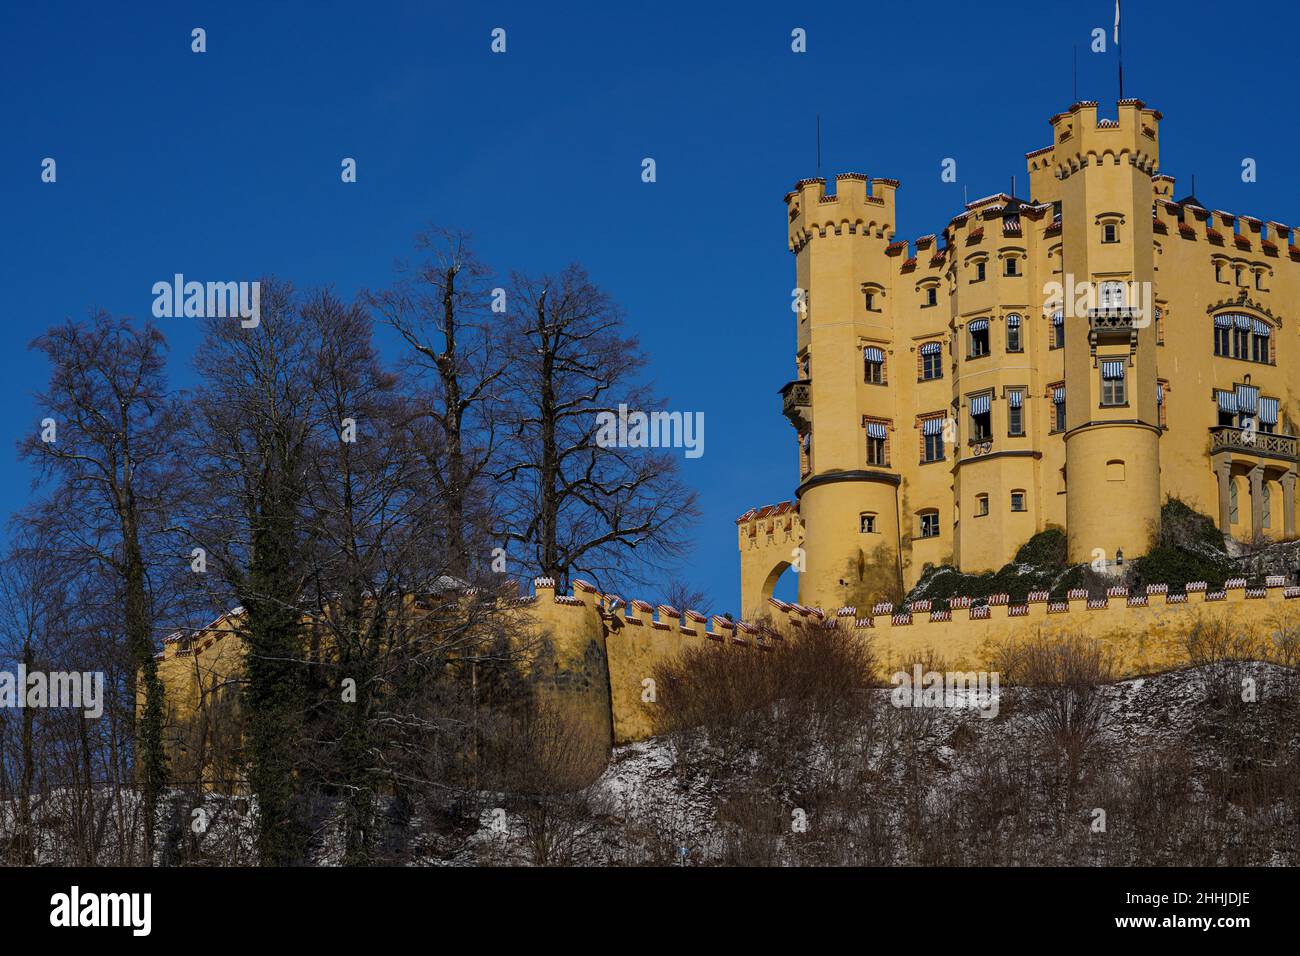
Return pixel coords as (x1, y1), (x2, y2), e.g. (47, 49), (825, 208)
(1050, 99), (1163, 567)
(783, 173), (903, 612)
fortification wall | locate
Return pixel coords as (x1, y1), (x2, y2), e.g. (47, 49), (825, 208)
(151, 576), (1300, 771)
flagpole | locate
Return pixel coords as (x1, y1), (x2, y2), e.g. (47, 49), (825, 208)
(1115, 0), (1124, 100)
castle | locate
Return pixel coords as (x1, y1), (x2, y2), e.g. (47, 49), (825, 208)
(150, 98), (1300, 781)
(738, 98), (1299, 618)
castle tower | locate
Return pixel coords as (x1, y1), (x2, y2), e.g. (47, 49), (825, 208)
(1042, 100), (1164, 566)
(783, 174), (904, 612)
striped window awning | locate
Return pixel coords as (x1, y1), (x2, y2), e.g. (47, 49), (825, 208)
(1214, 314), (1233, 328)
(1008, 390), (1024, 408)
(968, 318), (989, 332)
(1157, 383), (1165, 405)
(1253, 319), (1271, 336)
(1053, 387), (1066, 403)
(969, 394), (992, 416)
(919, 341), (942, 355)
(1259, 397), (1280, 425)
(922, 417), (945, 436)
(1217, 390), (1239, 413)
(866, 421), (888, 439)
(1006, 313), (1022, 327)
(864, 346), (885, 363)
(1234, 314), (1253, 330)
(1236, 384), (1259, 413)
(1101, 360), (1126, 380)
(1052, 311), (1064, 326)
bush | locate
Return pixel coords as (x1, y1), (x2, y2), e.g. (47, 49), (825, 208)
(1014, 526), (1068, 567)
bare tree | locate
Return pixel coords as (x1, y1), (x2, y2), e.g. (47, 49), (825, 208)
(499, 265), (698, 592)
(365, 228), (506, 581)
(19, 313), (187, 864)
(187, 279), (323, 865)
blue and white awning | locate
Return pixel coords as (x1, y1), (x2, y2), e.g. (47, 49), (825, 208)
(1259, 397), (1279, 425)
(1052, 311), (1064, 326)
(866, 421), (888, 439)
(1053, 387), (1066, 403)
(919, 341), (941, 355)
(1253, 319), (1271, 336)
(1006, 313), (1022, 327)
(969, 394), (992, 416)
(968, 318), (989, 332)
(1217, 390), (1239, 413)
(1234, 314), (1253, 330)
(1236, 384), (1259, 413)
(1214, 314), (1233, 328)
(864, 346), (885, 363)
(1008, 390), (1024, 408)
(922, 417), (945, 436)
(1157, 383), (1165, 405)
(1101, 360), (1126, 380)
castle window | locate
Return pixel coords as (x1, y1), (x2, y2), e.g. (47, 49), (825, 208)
(1216, 389), (1238, 428)
(921, 415), (946, 463)
(1052, 201), (1062, 223)
(1004, 257), (1019, 277)
(973, 261), (987, 282)
(1051, 310), (1065, 349)
(1007, 388), (1025, 436)
(1215, 261), (1224, 283)
(924, 286), (938, 307)
(1102, 222), (1118, 243)
(864, 346), (886, 384)
(1098, 281), (1126, 309)
(918, 511), (940, 539)
(1260, 396), (1279, 433)
(860, 513), (877, 534)
(1107, 459), (1126, 482)
(919, 341), (943, 380)
(969, 391), (993, 441)
(1010, 490), (1027, 512)
(968, 319), (990, 358)
(1005, 313), (1022, 352)
(1100, 359), (1127, 406)
(863, 284), (884, 312)
(1214, 313), (1272, 364)
(1263, 484), (1272, 528)
(975, 494), (989, 517)
(1155, 306), (1164, 345)
(865, 419), (890, 467)
(1230, 481), (1239, 524)
(1157, 381), (1167, 428)
(1052, 385), (1066, 431)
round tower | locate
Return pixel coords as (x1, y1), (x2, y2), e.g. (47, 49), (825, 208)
(1053, 100), (1164, 566)
(784, 174), (904, 611)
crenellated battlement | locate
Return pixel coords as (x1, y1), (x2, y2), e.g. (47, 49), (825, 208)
(785, 173), (897, 251)
(1038, 98), (1162, 176)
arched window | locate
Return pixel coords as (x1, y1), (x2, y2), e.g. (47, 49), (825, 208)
(1213, 313), (1272, 364)
(1099, 281), (1126, 309)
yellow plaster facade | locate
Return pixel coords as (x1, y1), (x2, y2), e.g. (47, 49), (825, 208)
(740, 98), (1300, 618)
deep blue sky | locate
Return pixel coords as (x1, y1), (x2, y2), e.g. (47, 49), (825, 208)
(2, 1), (1297, 615)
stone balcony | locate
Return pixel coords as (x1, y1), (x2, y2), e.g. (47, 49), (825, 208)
(1087, 306), (1144, 330)
(781, 379), (811, 431)
(1210, 425), (1298, 461)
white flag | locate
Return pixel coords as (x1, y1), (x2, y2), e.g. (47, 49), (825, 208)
(1114, 0), (1121, 44)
